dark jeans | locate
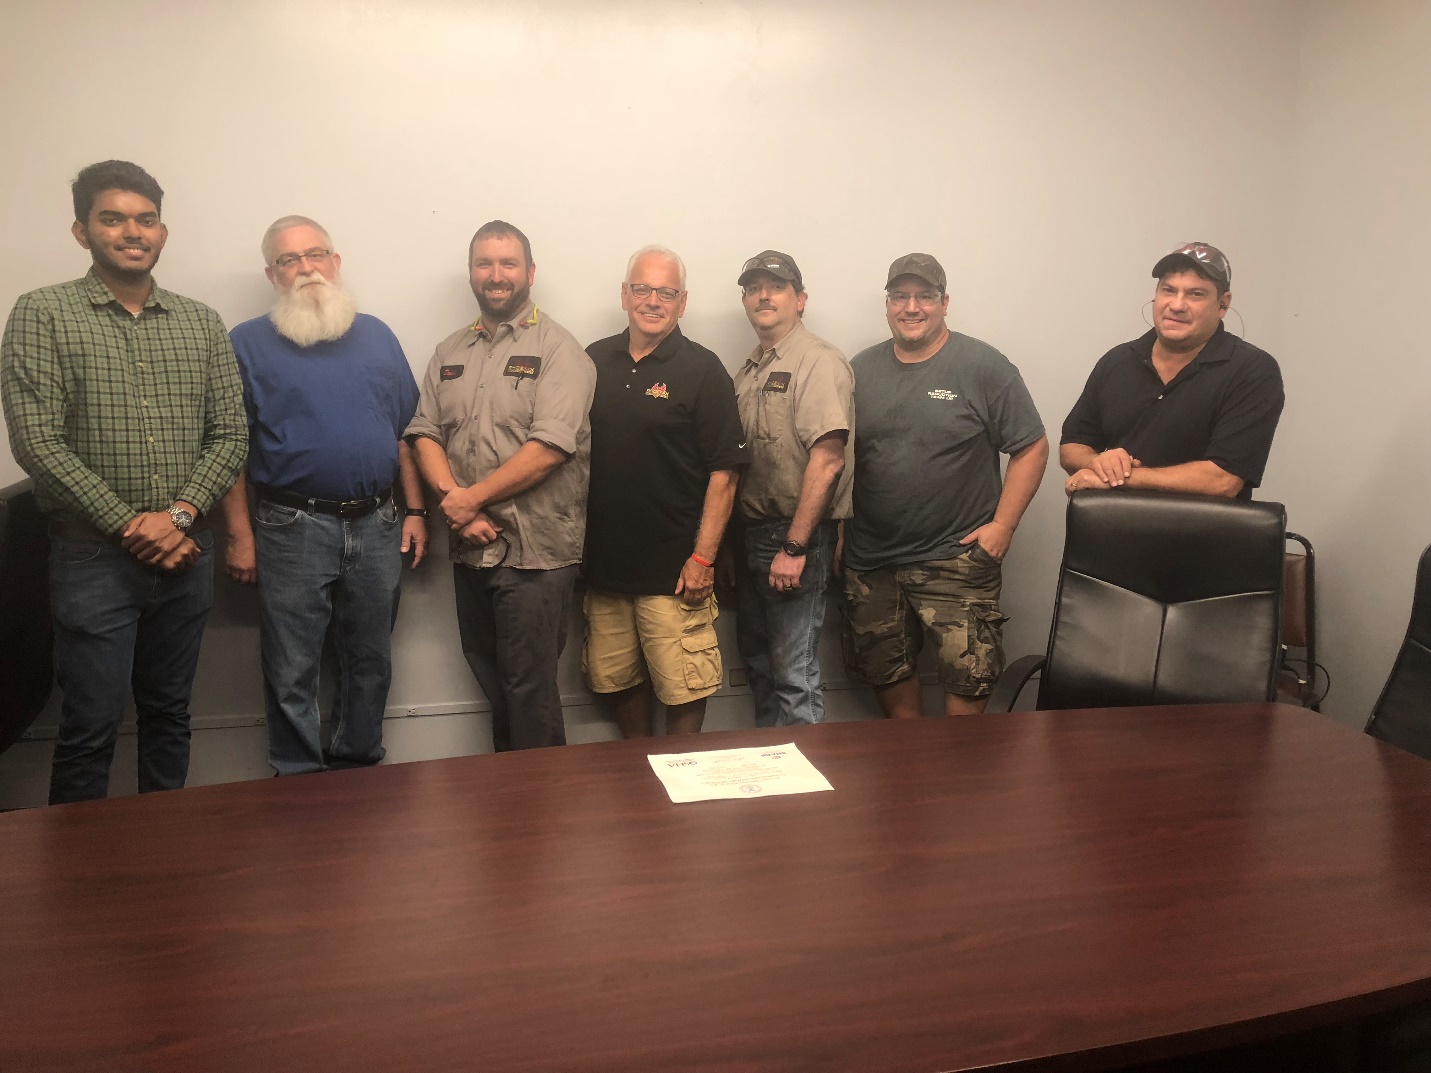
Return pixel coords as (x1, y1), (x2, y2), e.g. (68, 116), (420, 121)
(453, 563), (576, 751)
(47, 530), (215, 804)
(254, 497), (402, 775)
(736, 519), (838, 727)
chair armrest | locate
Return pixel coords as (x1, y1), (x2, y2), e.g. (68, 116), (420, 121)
(985, 655), (1045, 713)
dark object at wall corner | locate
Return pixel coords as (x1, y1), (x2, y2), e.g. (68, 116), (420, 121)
(1365, 543), (1431, 760)
(0, 479), (52, 755)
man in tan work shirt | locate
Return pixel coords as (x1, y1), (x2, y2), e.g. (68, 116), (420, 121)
(405, 220), (595, 751)
(728, 250), (854, 727)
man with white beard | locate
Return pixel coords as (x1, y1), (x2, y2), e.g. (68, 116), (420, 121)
(219, 215), (427, 776)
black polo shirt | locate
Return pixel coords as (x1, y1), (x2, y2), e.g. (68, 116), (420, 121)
(585, 327), (748, 595)
(1061, 326), (1284, 494)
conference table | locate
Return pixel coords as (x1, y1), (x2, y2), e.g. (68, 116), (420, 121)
(6, 703), (1431, 1072)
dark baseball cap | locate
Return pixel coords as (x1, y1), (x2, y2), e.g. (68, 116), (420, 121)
(738, 250), (803, 290)
(1152, 242), (1231, 289)
(886, 252), (946, 291)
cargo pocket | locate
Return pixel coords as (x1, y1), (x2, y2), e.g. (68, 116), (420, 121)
(964, 601), (1010, 687)
(679, 602), (723, 692)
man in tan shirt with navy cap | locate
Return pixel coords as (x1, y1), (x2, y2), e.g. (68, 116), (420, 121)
(729, 251), (854, 727)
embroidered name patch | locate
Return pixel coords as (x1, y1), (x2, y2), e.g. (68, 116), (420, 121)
(503, 355), (542, 381)
(646, 382), (670, 399)
(927, 389), (958, 400)
(763, 372), (792, 394)
(440, 365), (464, 381)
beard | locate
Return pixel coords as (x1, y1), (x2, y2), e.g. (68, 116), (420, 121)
(270, 272), (358, 346)
(474, 280), (531, 322)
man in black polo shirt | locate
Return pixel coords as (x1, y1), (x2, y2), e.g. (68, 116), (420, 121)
(584, 245), (747, 737)
(1061, 243), (1283, 499)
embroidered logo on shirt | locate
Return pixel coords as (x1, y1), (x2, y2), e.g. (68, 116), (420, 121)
(762, 372), (792, 394)
(646, 382), (670, 399)
(503, 355), (542, 381)
(440, 365), (465, 381)
(927, 389), (959, 400)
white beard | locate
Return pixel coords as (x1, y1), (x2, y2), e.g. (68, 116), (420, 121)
(270, 273), (358, 346)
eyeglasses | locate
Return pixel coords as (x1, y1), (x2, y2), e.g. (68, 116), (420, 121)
(742, 280), (793, 298)
(626, 283), (683, 303)
(271, 248), (333, 270)
(886, 290), (944, 308)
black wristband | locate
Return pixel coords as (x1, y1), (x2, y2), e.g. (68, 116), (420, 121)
(404, 508), (429, 518)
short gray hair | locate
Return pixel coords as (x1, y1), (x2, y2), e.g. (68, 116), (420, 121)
(261, 215), (334, 264)
(625, 245), (686, 290)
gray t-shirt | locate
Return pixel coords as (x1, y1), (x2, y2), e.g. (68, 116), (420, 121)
(845, 332), (1044, 571)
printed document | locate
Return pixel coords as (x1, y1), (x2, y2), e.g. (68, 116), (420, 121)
(648, 743), (833, 803)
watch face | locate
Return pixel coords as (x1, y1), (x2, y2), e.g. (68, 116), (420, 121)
(168, 507), (194, 531)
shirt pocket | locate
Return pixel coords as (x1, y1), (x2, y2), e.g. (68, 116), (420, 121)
(757, 389), (795, 444)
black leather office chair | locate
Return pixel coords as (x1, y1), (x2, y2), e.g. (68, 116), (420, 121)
(1364, 544), (1431, 761)
(986, 490), (1286, 712)
(0, 478), (53, 756)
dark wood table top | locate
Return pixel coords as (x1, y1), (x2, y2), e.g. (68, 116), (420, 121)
(7, 703), (1431, 1073)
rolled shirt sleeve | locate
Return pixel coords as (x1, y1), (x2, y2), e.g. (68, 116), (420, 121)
(528, 330), (596, 457)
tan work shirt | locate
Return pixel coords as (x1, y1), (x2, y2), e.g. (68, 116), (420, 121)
(732, 321), (855, 522)
(405, 301), (595, 570)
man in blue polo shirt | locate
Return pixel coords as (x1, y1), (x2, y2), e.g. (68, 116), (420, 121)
(219, 215), (427, 775)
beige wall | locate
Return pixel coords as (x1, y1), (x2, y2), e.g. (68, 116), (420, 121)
(4, 0), (1419, 804)
(1269, 0), (1431, 726)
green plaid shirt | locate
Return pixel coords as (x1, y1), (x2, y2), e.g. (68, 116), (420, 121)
(1, 269), (247, 534)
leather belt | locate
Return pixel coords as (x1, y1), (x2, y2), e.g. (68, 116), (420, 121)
(256, 484), (392, 519)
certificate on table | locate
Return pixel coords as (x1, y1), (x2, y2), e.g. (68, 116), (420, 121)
(648, 743), (834, 803)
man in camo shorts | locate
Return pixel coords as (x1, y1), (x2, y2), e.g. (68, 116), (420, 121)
(842, 253), (1049, 717)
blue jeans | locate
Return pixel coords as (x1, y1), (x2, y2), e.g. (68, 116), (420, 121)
(736, 519), (838, 727)
(255, 497), (402, 775)
(48, 529), (216, 804)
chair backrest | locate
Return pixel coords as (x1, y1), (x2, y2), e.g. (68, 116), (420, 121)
(0, 479), (53, 756)
(1365, 545), (1431, 760)
(1038, 490), (1287, 710)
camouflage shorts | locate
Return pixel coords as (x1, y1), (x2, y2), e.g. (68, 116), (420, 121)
(841, 545), (1009, 696)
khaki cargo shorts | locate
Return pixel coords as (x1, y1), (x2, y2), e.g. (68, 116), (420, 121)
(841, 544), (1008, 697)
(583, 589), (723, 705)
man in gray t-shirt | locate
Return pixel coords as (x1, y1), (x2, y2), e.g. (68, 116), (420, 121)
(843, 253), (1048, 718)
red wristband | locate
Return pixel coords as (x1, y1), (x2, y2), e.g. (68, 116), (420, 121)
(689, 553), (714, 568)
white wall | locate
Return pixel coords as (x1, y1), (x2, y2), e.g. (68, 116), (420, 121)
(1271, 0), (1431, 726)
(1, 0), (1364, 807)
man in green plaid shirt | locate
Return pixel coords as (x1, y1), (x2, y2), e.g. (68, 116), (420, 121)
(0, 160), (246, 804)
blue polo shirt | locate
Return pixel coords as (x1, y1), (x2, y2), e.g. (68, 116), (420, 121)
(231, 313), (419, 501)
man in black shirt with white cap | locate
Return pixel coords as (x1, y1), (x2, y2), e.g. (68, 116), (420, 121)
(1061, 242), (1284, 499)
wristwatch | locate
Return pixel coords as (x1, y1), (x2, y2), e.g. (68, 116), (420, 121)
(167, 505), (194, 532)
(404, 508), (429, 518)
(781, 539), (807, 557)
